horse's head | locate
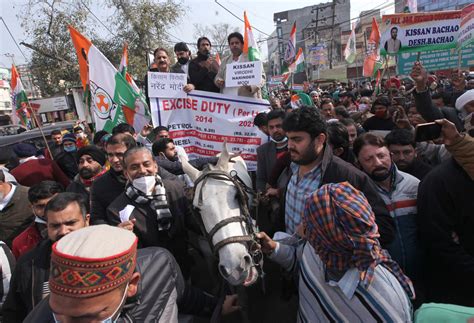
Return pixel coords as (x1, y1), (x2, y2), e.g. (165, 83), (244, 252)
(181, 143), (261, 286)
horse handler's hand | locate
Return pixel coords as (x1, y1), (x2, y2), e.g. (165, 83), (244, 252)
(118, 219), (136, 231)
(221, 294), (241, 315)
(256, 232), (277, 255)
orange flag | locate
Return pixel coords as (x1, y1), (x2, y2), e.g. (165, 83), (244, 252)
(216, 52), (221, 66)
(68, 25), (92, 90)
(363, 18), (381, 77)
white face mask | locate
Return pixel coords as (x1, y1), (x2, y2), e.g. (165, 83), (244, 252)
(132, 176), (156, 195)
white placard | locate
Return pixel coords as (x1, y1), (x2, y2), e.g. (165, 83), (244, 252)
(149, 90), (270, 171)
(225, 61), (262, 88)
(147, 72), (187, 98)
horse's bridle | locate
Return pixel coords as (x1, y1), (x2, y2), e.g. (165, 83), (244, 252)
(192, 168), (263, 272)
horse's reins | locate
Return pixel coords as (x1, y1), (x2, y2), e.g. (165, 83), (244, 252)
(193, 168), (263, 274)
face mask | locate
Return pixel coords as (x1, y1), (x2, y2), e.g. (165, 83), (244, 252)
(64, 145), (77, 153)
(374, 110), (386, 118)
(359, 103), (369, 112)
(132, 176), (156, 195)
(177, 57), (189, 65)
(53, 283), (129, 323)
(270, 136), (288, 144)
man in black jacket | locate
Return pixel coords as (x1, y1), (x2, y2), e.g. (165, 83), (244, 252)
(280, 106), (394, 246)
(66, 145), (108, 210)
(2, 193), (89, 322)
(106, 147), (194, 279)
(55, 133), (79, 180)
(188, 37), (220, 93)
(90, 134), (136, 225)
(417, 154), (474, 306)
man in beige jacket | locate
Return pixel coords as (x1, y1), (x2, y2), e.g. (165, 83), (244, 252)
(214, 32), (266, 98)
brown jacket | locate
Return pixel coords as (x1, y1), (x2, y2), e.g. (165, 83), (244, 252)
(0, 185), (33, 247)
(446, 134), (474, 180)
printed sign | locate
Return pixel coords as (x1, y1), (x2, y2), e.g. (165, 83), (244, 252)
(397, 44), (474, 75)
(147, 72), (187, 98)
(458, 4), (474, 49)
(380, 11), (462, 55)
(225, 61), (262, 87)
(149, 90), (270, 171)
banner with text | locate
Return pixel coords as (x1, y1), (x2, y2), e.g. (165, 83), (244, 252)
(225, 61), (262, 87)
(397, 44), (474, 75)
(147, 72), (187, 98)
(150, 91), (270, 170)
(380, 11), (462, 55)
(458, 4), (474, 49)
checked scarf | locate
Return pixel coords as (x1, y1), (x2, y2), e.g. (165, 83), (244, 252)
(125, 175), (172, 231)
(303, 182), (414, 299)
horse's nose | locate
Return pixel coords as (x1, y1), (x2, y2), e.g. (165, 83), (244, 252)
(219, 264), (231, 278)
(241, 254), (252, 271)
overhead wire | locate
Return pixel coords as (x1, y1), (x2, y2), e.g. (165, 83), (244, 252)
(0, 17), (28, 60)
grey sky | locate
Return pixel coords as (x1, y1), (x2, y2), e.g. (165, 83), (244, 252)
(0, 0), (394, 67)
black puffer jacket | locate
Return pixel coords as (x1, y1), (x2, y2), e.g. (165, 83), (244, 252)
(2, 239), (52, 323)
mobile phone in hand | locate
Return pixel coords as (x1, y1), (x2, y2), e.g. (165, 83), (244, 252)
(415, 122), (442, 142)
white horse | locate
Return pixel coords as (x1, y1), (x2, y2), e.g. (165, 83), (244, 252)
(181, 144), (261, 286)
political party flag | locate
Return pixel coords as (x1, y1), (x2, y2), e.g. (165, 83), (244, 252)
(289, 48), (305, 73)
(363, 17), (382, 77)
(344, 21), (358, 64)
(68, 25), (92, 91)
(243, 11), (260, 61)
(374, 69), (382, 95)
(88, 45), (150, 133)
(216, 52), (221, 66)
(118, 42), (141, 94)
(284, 22), (297, 64)
(10, 65), (31, 129)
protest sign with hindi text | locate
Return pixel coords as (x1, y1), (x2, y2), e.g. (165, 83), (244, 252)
(147, 72), (187, 98)
(149, 91), (270, 171)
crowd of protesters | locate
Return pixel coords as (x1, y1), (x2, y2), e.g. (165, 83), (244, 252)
(0, 31), (473, 322)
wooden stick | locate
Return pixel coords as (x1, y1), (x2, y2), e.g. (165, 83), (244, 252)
(27, 105), (54, 160)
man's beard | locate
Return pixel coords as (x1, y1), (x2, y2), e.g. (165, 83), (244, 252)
(79, 167), (96, 179)
(395, 160), (411, 171)
(271, 133), (285, 142)
(369, 164), (393, 182)
(168, 155), (179, 162)
(289, 144), (319, 166)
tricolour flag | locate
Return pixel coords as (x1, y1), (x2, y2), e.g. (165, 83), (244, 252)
(10, 65), (31, 129)
(344, 21), (358, 64)
(88, 45), (150, 133)
(68, 26), (92, 91)
(284, 22), (296, 64)
(118, 43), (141, 94)
(216, 52), (221, 66)
(363, 18), (382, 77)
(289, 48), (305, 73)
(243, 11), (260, 61)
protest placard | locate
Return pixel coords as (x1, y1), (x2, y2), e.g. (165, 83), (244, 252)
(147, 72), (187, 98)
(380, 11), (462, 55)
(149, 90), (270, 170)
(458, 4), (474, 49)
(397, 44), (474, 75)
(225, 61), (262, 87)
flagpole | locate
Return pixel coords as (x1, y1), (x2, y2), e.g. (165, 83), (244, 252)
(28, 104), (54, 160)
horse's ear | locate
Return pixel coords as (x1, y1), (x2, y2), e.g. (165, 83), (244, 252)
(216, 141), (230, 170)
(180, 155), (200, 182)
